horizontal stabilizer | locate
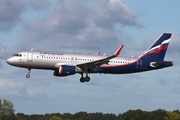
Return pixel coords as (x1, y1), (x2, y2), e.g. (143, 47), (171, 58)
(150, 61), (173, 68)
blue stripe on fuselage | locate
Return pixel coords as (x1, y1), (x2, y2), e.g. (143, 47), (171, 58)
(89, 62), (151, 74)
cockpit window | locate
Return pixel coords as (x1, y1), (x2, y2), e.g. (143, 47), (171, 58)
(13, 54), (22, 57)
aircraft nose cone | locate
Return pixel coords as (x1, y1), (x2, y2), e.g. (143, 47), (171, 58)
(6, 58), (13, 65)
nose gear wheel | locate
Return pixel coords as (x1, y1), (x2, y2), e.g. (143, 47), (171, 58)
(26, 68), (31, 78)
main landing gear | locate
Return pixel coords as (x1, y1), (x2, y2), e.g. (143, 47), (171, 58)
(26, 68), (31, 78)
(80, 73), (90, 83)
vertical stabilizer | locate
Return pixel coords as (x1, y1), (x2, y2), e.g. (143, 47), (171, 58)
(139, 33), (171, 61)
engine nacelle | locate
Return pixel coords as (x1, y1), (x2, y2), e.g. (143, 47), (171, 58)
(53, 65), (76, 77)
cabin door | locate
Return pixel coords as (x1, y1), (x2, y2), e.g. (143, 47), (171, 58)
(27, 52), (33, 62)
(137, 59), (142, 69)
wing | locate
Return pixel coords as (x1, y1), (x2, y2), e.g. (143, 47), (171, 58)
(77, 45), (124, 70)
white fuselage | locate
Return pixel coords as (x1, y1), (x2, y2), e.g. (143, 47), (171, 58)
(7, 50), (137, 70)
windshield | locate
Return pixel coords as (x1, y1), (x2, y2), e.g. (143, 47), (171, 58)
(13, 54), (22, 57)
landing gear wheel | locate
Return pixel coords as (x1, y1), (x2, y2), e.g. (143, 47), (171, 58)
(80, 72), (90, 83)
(80, 77), (85, 83)
(26, 68), (31, 78)
(26, 74), (30, 78)
(85, 76), (90, 82)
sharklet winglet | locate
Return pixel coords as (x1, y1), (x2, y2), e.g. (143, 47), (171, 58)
(96, 51), (100, 55)
(114, 45), (124, 56)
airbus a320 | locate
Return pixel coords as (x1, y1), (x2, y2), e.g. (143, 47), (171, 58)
(6, 33), (173, 83)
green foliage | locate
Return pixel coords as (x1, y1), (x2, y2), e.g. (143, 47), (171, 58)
(120, 109), (148, 120)
(102, 113), (117, 120)
(16, 115), (26, 120)
(0, 99), (15, 115)
(0, 99), (16, 120)
(173, 110), (180, 114)
(164, 111), (180, 120)
(13, 109), (180, 120)
(61, 113), (72, 120)
(86, 112), (104, 120)
(49, 116), (62, 120)
(1, 99), (180, 120)
(148, 109), (167, 120)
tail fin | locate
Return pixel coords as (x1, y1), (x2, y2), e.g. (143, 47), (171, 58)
(139, 33), (172, 61)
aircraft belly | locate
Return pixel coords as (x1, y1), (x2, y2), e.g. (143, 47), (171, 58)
(34, 61), (56, 69)
(100, 64), (138, 74)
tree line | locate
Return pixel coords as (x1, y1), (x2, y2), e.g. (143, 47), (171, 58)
(1, 99), (180, 120)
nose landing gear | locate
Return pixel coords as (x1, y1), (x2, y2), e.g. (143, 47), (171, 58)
(26, 68), (31, 78)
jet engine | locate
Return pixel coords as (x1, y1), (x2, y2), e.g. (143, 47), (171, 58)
(53, 65), (77, 76)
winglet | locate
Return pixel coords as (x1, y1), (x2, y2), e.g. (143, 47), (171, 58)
(114, 45), (124, 56)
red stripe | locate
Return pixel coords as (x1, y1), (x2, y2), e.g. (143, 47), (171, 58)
(158, 46), (168, 51)
(139, 45), (168, 59)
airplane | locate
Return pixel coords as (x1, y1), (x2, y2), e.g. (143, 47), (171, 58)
(6, 33), (173, 83)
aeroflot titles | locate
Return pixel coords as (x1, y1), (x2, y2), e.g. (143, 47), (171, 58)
(40, 52), (64, 55)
